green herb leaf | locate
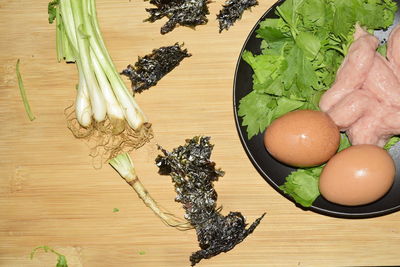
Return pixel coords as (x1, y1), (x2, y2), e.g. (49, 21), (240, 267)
(332, 0), (358, 38)
(238, 91), (275, 139)
(273, 97), (304, 119)
(256, 24), (290, 44)
(16, 59), (36, 121)
(377, 43), (388, 56)
(257, 18), (292, 55)
(337, 133), (351, 152)
(242, 51), (284, 86)
(293, 47), (318, 96)
(357, 0), (397, 30)
(276, 0), (304, 32)
(113, 208), (120, 213)
(279, 166), (322, 207)
(48, 0), (59, 24)
(297, 0), (329, 28)
(56, 255), (68, 267)
(295, 31), (321, 59)
(30, 246), (68, 267)
(384, 136), (400, 150)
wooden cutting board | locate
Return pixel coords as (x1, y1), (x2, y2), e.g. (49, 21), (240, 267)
(1, 1), (400, 266)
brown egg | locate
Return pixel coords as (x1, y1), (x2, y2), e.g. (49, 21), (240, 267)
(264, 109), (340, 167)
(319, 144), (395, 206)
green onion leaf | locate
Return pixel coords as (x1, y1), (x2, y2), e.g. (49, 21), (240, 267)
(16, 59), (36, 121)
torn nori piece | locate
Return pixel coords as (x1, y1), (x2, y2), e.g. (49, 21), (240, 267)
(217, 0), (259, 32)
(155, 136), (266, 266)
(144, 0), (211, 34)
(121, 43), (191, 93)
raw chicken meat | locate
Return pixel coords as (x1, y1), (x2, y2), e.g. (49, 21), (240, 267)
(319, 24), (400, 147)
(325, 90), (373, 130)
(319, 24), (379, 112)
(387, 24), (400, 73)
(346, 102), (394, 147)
(363, 53), (400, 107)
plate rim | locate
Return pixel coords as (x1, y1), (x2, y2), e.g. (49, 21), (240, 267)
(232, 0), (400, 219)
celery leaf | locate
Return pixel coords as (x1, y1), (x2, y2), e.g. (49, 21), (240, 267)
(279, 167), (322, 207)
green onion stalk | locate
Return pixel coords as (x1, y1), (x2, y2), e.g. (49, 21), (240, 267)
(48, 0), (150, 136)
(109, 153), (192, 230)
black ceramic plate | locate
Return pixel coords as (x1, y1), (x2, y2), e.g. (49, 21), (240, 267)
(233, 0), (400, 218)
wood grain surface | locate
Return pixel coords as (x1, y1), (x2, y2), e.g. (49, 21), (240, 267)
(1, 1), (400, 266)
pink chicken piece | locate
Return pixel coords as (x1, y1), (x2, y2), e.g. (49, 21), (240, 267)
(319, 24), (400, 147)
(325, 90), (373, 131)
(346, 103), (397, 147)
(319, 25), (379, 112)
(363, 53), (400, 107)
(387, 24), (400, 75)
(326, 85), (399, 147)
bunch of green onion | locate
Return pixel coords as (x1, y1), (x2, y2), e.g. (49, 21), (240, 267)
(48, 0), (148, 133)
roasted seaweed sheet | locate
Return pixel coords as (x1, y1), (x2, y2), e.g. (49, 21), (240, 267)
(121, 43), (191, 93)
(144, 0), (211, 34)
(155, 136), (265, 266)
(217, 0), (258, 32)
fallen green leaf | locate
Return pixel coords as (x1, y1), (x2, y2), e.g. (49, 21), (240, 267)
(16, 59), (35, 121)
(30, 246), (68, 267)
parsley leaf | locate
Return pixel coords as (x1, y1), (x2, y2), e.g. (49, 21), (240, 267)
(238, 91), (275, 139)
(48, 0), (59, 24)
(377, 43), (388, 56)
(337, 133), (351, 152)
(295, 31), (321, 58)
(297, 0), (329, 28)
(384, 136), (400, 150)
(279, 166), (322, 207)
